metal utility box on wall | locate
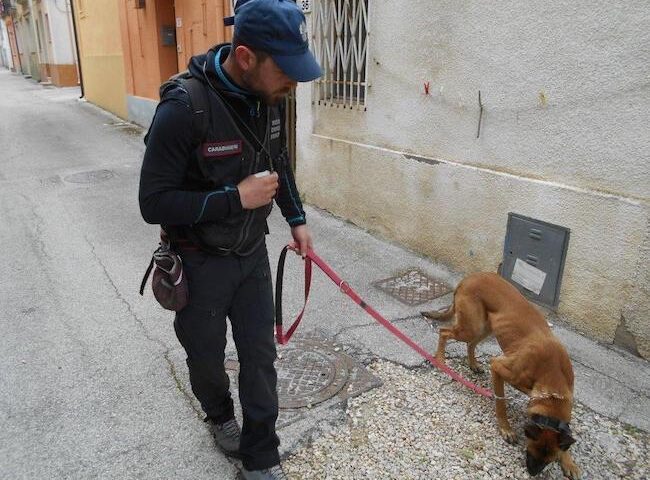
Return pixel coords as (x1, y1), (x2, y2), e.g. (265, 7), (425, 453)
(500, 213), (570, 310)
(161, 25), (175, 46)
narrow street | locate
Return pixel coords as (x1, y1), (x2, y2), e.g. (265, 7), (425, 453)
(1, 69), (648, 479)
(0, 70), (237, 479)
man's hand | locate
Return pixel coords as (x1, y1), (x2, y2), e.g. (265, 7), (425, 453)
(237, 172), (279, 209)
(291, 225), (313, 258)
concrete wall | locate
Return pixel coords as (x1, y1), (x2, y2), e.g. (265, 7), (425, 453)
(126, 94), (157, 128)
(43, 0), (75, 65)
(1, 1), (77, 84)
(73, 0), (127, 119)
(12, 3), (37, 78)
(40, 0), (78, 86)
(0, 15), (13, 69)
(296, 1), (649, 357)
(4, 16), (22, 72)
(31, 0), (49, 81)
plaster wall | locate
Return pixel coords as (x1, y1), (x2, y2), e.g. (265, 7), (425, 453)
(295, 1), (650, 356)
(73, 0), (128, 118)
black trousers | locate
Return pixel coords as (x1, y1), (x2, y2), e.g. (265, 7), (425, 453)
(173, 242), (280, 470)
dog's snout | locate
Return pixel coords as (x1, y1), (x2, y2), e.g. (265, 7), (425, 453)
(526, 453), (547, 476)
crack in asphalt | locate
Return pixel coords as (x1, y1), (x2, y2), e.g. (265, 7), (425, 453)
(84, 234), (202, 419)
(19, 193), (51, 262)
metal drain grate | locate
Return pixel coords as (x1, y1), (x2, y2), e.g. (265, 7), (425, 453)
(373, 268), (452, 306)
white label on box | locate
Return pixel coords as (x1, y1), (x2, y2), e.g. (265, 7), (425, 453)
(511, 258), (547, 295)
(176, 17), (182, 28)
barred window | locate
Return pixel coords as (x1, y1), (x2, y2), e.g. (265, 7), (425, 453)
(313, 0), (369, 109)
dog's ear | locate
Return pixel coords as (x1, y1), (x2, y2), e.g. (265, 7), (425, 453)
(559, 431), (576, 451)
(524, 423), (542, 440)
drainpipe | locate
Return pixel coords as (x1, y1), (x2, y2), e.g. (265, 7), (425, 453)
(68, 0), (83, 97)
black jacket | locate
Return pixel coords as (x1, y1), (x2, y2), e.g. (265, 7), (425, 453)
(139, 44), (306, 242)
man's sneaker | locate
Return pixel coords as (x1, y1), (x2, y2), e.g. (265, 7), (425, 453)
(206, 417), (241, 457)
(241, 463), (288, 480)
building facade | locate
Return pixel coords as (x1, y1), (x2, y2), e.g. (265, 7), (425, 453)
(118, 0), (234, 126)
(295, 1), (649, 358)
(2, 12), (21, 72)
(1, 0), (78, 85)
(0, 10), (14, 69)
(8, 1), (37, 79)
(37, 0), (79, 86)
(71, 0), (128, 118)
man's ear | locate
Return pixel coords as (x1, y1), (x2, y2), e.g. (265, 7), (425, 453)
(524, 423), (542, 440)
(559, 431), (576, 451)
(234, 45), (257, 71)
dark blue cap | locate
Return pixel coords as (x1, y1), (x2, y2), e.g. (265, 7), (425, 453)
(233, 0), (322, 82)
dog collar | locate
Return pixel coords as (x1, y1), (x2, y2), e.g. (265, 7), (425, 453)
(529, 392), (566, 401)
(531, 414), (571, 435)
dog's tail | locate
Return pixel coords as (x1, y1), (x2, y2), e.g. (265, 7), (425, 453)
(420, 303), (455, 321)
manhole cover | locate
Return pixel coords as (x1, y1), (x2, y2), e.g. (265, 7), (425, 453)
(276, 347), (349, 409)
(373, 268), (452, 306)
(63, 169), (115, 184)
(225, 336), (380, 411)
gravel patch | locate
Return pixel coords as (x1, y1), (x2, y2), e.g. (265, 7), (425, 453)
(285, 359), (649, 479)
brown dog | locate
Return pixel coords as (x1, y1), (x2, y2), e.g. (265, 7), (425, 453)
(422, 272), (580, 478)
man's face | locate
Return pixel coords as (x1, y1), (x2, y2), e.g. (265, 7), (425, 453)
(241, 52), (297, 105)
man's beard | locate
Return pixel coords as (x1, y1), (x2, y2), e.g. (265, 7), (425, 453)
(241, 72), (288, 106)
(248, 87), (287, 106)
(259, 92), (285, 106)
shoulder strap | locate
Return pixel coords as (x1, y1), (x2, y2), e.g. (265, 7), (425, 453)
(201, 68), (275, 169)
(146, 73), (210, 147)
(177, 76), (210, 147)
(209, 87), (266, 150)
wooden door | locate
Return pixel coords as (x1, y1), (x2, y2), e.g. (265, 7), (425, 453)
(174, 0), (233, 71)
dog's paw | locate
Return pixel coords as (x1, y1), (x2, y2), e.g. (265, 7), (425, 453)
(498, 427), (517, 444)
(561, 459), (581, 479)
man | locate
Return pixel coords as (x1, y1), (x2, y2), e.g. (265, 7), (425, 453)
(138, 1), (321, 478)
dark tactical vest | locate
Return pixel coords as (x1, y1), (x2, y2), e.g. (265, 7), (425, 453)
(161, 73), (284, 256)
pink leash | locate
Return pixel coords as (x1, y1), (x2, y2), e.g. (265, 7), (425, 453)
(274, 245), (494, 398)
